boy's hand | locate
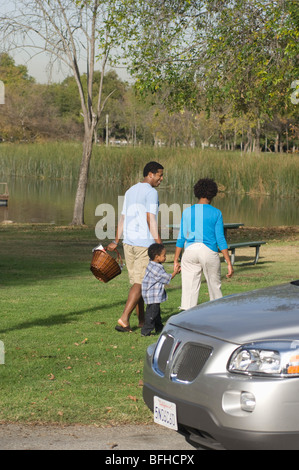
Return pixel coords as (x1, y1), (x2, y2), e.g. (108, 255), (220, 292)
(172, 262), (181, 278)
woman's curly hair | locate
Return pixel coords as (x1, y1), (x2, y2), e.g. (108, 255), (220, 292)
(193, 178), (218, 201)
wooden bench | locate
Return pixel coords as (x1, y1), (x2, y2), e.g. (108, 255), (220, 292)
(227, 241), (266, 265)
(163, 240), (266, 265)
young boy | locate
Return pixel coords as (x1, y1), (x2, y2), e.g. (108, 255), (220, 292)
(141, 243), (180, 337)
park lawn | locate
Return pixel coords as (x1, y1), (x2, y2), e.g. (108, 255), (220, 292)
(0, 224), (298, 426)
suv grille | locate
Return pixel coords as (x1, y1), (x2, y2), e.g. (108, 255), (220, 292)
(172, 343), (212, 382)
(153, 335), (213, 382)
(153, 334), (175, 376)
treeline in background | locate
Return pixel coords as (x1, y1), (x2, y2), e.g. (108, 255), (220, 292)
(0, 53), (298, 153)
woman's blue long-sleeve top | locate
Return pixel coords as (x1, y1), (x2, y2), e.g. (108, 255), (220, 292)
(176, 204), (228, 252)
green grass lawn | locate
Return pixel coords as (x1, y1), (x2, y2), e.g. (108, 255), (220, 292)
(0, 224), (298, 426)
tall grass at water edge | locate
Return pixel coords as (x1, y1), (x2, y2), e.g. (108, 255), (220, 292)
(0, 142), (298, 197)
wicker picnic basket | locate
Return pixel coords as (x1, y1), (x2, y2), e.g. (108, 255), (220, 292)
(90, 248), (122, 283)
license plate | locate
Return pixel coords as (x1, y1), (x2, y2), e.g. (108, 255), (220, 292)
(154, 396), (178, 431)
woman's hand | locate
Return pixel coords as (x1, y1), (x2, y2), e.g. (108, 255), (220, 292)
(221, 248), (234, 278)
(174, 259), (181, 273)
(174, 246), (182, 275)
(226, 263), (234, 278)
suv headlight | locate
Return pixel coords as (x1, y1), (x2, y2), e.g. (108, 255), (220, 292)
(228, 341), (299, 377)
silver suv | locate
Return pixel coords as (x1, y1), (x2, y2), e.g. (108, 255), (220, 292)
(143, 281), (299, 450)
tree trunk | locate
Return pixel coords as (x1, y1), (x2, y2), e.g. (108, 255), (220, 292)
(233, 127), (237, 150)
(275, 133), (279, 153)
(255, 119), (261, 153)
(245, 127), (252, 153)
(71, 127), (94, 225)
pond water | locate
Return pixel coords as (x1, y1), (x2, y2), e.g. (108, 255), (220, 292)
(0, 177), (298, 229)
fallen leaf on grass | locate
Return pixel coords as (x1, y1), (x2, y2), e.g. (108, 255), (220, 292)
(74, 338), (88, 346)
(127, 395), (138, 402)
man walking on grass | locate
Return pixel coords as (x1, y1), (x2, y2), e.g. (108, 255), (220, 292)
(107, 161), (164, 332)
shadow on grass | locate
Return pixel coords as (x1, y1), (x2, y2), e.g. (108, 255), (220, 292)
(0, 258), (91, 287)
(0, 300), (125, 334)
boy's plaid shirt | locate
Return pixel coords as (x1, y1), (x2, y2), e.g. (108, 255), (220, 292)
(142, 261), (172, 304)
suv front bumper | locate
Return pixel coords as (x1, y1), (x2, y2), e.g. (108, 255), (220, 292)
(143, 382), (299, 450)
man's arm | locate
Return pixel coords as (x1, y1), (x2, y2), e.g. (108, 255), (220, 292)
(147, 212), (162, 244)
(106, 214), (124, 251)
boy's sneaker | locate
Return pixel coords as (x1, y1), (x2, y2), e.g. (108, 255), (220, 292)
(155, 324), (164, 334)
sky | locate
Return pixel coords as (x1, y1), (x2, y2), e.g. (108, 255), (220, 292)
(14, 52), (71, 84)
(10, 37), (133, 85)
(1, 0), (132, 85)
(13, 52), (131, 84)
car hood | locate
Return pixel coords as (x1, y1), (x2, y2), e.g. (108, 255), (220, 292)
(168, 282), (299, 344)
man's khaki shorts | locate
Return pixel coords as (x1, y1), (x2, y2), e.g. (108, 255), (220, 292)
(123, 244), (149, 285)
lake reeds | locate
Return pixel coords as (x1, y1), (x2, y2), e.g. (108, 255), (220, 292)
(0, 142), (298, 197)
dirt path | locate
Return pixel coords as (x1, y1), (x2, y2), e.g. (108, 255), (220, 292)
(0, 423), (194, 450)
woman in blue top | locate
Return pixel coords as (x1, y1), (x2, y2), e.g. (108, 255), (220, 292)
(174, 178), (234, 310)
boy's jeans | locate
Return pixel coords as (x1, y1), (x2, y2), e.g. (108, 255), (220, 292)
(141, 303), (163, 336)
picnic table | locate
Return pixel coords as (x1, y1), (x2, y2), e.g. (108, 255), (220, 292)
(227, 241), (266, 265)
(164, 223), (265, 265)
(223, 223), (244, 238)
(167, 223), (244, 238)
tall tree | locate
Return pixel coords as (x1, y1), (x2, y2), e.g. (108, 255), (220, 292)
(123, 0), (299, 120)
(0, 0), (132, 225)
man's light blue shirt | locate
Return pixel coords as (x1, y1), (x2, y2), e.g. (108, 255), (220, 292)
(122, 182), (159, 247)
(176, 204), (228, 252)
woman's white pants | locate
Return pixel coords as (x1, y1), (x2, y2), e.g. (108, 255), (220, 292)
(180, 243), (222, 310)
